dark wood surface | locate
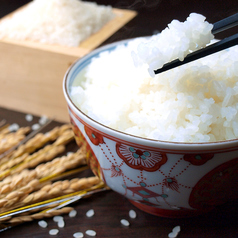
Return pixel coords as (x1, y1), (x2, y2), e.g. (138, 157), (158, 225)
(0, 1), (238, 237)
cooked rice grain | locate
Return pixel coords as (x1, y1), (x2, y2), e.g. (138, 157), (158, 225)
(71, 14), (238, 143)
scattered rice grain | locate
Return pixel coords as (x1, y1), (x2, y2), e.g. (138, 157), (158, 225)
(73, 232), (84, 238)
(53, 215), (63, 222)
(69, 209), (77, 217)
(57, 219), (65, 228)
(85, 229), (96, 236)
(25, 114), (33, 122)
(32, 123), (40, 131)
(172, 226), (181, 233)
(49, 229), (59, 235)
(129, 209), (137, 219)
(168, 232), (178, 238)
(86, 209), (94, 217)
(8, 123), (19, 132)
(168, 225), (181, 238)
(39, 115), (48, 125)
(120, 219), (130, 227)
(38, 220), (48, 228)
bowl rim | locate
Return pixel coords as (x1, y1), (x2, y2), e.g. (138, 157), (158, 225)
(63, 37), (238, 150)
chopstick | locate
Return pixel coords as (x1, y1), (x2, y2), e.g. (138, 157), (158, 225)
(154, 33), (238, 74)
(212, 13), (238, 34)
(154, 13), (238, 75)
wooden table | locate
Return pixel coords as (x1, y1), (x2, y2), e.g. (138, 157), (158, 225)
(1, 1), (238, 237)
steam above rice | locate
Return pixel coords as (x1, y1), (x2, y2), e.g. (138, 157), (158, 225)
(70, 13), (238, 143)
(0, 0), (114, 47)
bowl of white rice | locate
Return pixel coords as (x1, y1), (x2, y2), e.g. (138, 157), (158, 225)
(63, 13), (238, 217)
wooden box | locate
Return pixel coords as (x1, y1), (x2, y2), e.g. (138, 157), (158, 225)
(0, 5), (136, 122)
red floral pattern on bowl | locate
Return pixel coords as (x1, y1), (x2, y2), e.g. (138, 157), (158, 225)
(116, 143), (167, 172)
(85, 125), (105, 146)
(183, 153), (214, 165)
(67, 106), (238, 218)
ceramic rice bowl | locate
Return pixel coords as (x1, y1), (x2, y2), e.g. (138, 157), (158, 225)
(63, 39), (238, 218)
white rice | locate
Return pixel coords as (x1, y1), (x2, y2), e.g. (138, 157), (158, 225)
(39, 115), (48, 125)
(85, 230), (96, 237)
(120, 219), (130, 226)
(53, 215), (64, 222)
(31, 123), (40, 131)
(38, 220), (48, 228)
(70, 13), (238, 143)
(129, 210), (137, 219)
(73, 232), (84, 238)
(8, 123), (19, 132)
(49, 229), (59, 235)
(132, 13), (214, 77)
(86, 209), (95, 217)
(0, 0), (114, 47)
(168, 231), (178, 238)
(57, 219), (65, 228)
(69, 209), (77, 217)
(168, 225), (181, 238)
(172, 226), (181, 233)
(25, 114), (33, 122)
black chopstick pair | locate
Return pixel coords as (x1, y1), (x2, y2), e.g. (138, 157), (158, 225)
(154, 13), (238, 75)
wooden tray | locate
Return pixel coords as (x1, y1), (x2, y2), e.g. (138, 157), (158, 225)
(0, 6), (137, 122)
